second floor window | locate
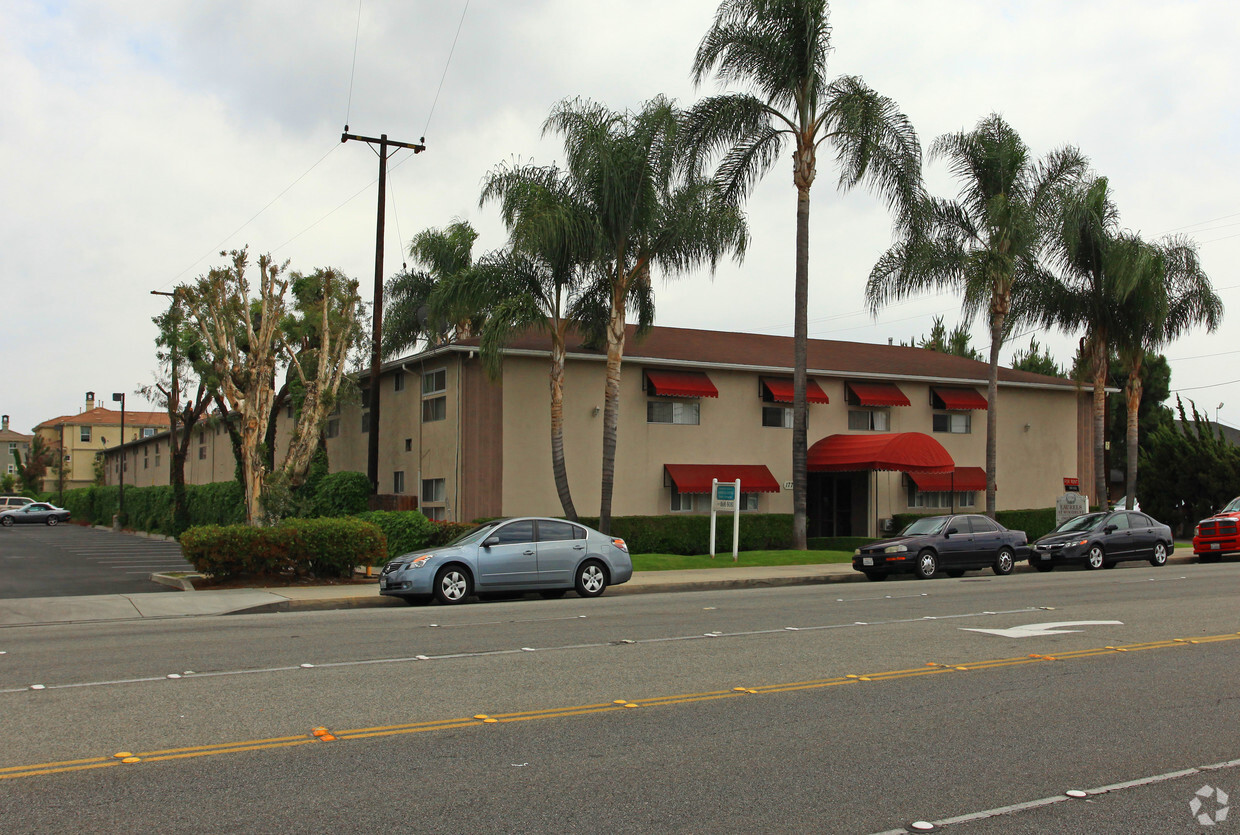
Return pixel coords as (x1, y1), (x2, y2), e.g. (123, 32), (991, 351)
(932, 413), (971, 434)
(423, 369), (447, 395)
(848, 409), (889, 431)
(80, 426), (91, 442)
(648, 400), (699, 425)
(762, 406), (793, 428)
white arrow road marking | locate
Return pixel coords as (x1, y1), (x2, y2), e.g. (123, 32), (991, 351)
(960, 620), (1124, 638)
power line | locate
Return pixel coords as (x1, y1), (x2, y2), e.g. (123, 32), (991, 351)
(343, 0), (363, 128)
(1172, 378), (1240, 393)
(272, 176), (377, 254)
(421, 0), (471, 140)
(1158, 210), (1240, 236)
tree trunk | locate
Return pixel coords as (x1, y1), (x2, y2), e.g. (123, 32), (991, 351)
(598, 278), (628, 535)
(1091, 338), (1108, 509)
(984, 303), (1006, 518)
(792, 185), (810, 549)
(549, 334), (577, 521)
(1125, 361), (1143, 509)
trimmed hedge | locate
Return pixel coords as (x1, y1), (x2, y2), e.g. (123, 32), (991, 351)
(428, 520), (476, 547)
(181, 517), (385, 579)
(312, 471), (372, 517)
(891, 507), (1058, 541)
(574, 514), (793, 556)
(355, 510), (436, 558)
(54, 482), (245, 534)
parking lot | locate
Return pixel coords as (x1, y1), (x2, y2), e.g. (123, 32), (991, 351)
(0, 523), (192, 598)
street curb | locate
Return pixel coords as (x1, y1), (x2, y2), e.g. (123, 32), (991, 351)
(150, 572), (204, 591)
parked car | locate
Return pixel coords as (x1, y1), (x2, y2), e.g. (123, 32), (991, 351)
(852, 514), (1029, 581)
(0, 496), (34, 511)
(0, 502), (72, 526)
(1029, 510), (1173, 571)
(1194, 496), (1240, 563)
(379, 517), (633, 605)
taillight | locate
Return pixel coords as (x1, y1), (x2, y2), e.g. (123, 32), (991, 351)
(612, 538), (628, 553)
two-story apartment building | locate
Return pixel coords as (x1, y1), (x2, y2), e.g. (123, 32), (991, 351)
(1, 415), (33, 481)
(100, 325), (1094, 536)
(36, 393), (170, 491)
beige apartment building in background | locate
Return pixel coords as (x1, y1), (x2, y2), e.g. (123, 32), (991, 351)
(36, 393), (170, 492)
(1, 415), (33, 482)
(102, 325), (1095, 537)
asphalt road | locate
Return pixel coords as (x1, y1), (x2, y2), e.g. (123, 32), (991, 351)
(0, 523), (191, 598)
(2, 562), (1238, 833)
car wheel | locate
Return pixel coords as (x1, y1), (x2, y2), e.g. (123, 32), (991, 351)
(945, 569), (965, 578)
(1, 517), (12, 527)
(1150, 542), (1168, 567)
(574, 560), (608, 598)
(914, 550), (938, 580)
(433, 565), (472, 605)
(539, 589), (568, 599)
(862, 570), (887, 582)
(1033, 561), (1055, 573)
(993, 548), (1015, 576)
(1085, 545), (1105, 570)
(46, 517), (59, 527)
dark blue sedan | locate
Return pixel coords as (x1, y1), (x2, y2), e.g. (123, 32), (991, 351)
(853, 514), (1029, 581)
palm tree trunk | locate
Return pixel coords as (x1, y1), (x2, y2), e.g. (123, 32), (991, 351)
(792, 185), (810, 549)
(549, 334), (577, 521)
(598, 279), (628, 535)
(984, 307), (1005, 518)
(1091, 338), (1108, 509)
(1124, 362), (1143, 509)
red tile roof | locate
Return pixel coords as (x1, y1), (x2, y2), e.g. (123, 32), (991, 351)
(36, 407), (171, 430)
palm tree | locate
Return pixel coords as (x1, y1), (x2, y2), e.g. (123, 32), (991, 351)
(686, 0), (923, 547)
(867, 114), (1086, 516)
(542, 95), (749, 533)
(1112, 237), (1222, 507)
(382, 220), (482, 357)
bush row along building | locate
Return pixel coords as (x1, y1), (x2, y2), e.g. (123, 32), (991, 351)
(98, 324), (1094, 536)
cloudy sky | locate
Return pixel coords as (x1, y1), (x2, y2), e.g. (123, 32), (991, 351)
(3, 0), (1237, 433)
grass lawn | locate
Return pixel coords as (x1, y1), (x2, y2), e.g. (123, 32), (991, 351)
(631, 549), (854, 571)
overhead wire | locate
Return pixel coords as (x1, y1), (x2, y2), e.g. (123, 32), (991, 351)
(421, 0), (471, 141)
(343, 0), (363, 129)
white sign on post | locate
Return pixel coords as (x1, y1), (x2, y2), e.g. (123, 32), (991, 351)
(709, 478), (741, 561)
(1055, 492), (1089, 526)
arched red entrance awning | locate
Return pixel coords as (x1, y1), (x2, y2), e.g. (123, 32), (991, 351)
(807, 432), (955, 473)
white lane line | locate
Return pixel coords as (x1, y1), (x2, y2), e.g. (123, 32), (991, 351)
(873, 759), (1240, 833)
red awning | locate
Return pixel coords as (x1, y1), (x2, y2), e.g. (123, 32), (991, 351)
(664, 464), (781, 494)
(847, 382), (911, 407)
(932, 387), (989, 410)
(807, 433), (954, 473)
(646, 369), (718, 398)
(761, 377), (829, 404)
(909, 466), (988, 492)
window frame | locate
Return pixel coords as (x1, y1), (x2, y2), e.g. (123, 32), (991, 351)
(848, 409), (890, 432)
(932, 412), (972, 434)
(761, 405), (794, 428)
(80, 426), (92, 443)
(647, 399), (700, 425)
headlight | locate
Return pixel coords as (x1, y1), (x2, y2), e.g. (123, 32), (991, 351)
(1195, 525), (1201, 536)
(884, 545), (908, 554)
(854, 549), (861, 556)
(406, 555), (433, 570)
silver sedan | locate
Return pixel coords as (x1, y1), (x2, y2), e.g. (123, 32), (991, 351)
(0, 502), (72, 526)
(379, 517), (633, 605)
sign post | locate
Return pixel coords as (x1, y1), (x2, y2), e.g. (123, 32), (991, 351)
(710, 478), (741, 561)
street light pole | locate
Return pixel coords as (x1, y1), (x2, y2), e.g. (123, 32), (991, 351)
(112, 392), (126, 528)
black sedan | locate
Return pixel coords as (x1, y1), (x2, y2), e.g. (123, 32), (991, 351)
(1029, 510), (1173, 571)
(853, 514), (1029, 581)
(0, 502), (72, 527)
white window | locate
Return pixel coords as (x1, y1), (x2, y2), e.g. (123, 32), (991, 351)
(424, 505), (446, 521)
(932, 413), (971, 434)
(908, 485), (977, 509)
(762, 406), (793, 428)
(648, 400), (700, 425)
(422, 397), (446, 422)
(421, 477), (446, 520)
(670, 487), (698, 512)
(848, 410), (889, 431)
(143, 427), (156, 438)
(393, 471), (405, 494)
(80, 426), (91, 442)
(741, 492), (760, 511)
(423, 369), (447, 396)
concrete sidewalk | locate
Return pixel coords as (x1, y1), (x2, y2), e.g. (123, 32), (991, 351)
(0, 554), (1200, 628)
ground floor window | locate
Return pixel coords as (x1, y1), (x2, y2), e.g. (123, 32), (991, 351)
(422, 477), (446, 520)
(670, 487), (699, 512)
(393, 471), (405, 494)
(741, 492), (760, 511)
(908, 485), (977, 509)
(848, 409), (889, 431)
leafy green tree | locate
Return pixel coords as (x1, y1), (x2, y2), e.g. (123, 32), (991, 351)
(868, 114), (1086, 517)
(905, 315), (981, 360)
(1008, 337), (1064, 377)
(1111, 238), (1221, 507)
(383, 221), (483, 356)
(543, 95), (748, 533)
(16, 434), (53, 493)
(1139, 397), (1240, 535)
(1, 472), (16, 493)
(687, 0), (923, 547)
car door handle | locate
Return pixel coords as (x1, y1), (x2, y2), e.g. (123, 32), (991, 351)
(523, 550), (535, 555)
(573, 545), (585, 550)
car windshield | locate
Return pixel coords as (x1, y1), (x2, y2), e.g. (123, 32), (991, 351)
(1220, 497), (1240, 514)
(1051, 512), (1105, 534)
(901, 517), (947, 536)
(445, 522), (500, 548)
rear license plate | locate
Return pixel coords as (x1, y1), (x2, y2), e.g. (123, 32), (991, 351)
(862, 557), (874, 566)
(1211, 543), (1221, 550)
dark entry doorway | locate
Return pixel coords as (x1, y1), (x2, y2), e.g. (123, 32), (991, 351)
(808, 472), (865, 537)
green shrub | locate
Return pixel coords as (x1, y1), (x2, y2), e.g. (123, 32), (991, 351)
(428, 520), (477, 547)
(574, 514), (793, 555)
(181, 517), (384, 579)
(355, 510), (436, 558)
(312, 471), (372, 517)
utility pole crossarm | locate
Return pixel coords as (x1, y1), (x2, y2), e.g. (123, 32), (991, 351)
(341, 132), (426, 153)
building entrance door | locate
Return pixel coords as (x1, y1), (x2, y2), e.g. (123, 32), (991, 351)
(808, 473), (862, 538)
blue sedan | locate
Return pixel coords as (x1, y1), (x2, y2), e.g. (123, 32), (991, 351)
(379, 517), (633, 605)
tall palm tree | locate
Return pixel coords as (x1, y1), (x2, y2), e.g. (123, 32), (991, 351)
(686, 0), (923, 547)
(382, 220), (482, 357)
(1112, 237), (1222, 507)
(867, 114), (1086, 516)
(543, 95), (749, 533)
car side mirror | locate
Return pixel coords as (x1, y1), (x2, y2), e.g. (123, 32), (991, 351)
(945, 527), (958, 537)
(482, 536), (499, 548)
(1103, 525), (1117, 534)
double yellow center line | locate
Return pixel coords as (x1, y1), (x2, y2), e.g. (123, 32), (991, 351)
(5, 630), (1238, 781)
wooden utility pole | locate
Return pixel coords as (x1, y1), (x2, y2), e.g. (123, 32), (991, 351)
(341, 128), (426, 493)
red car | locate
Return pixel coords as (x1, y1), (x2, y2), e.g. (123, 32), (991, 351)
(1194, 496), (1240, 562)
